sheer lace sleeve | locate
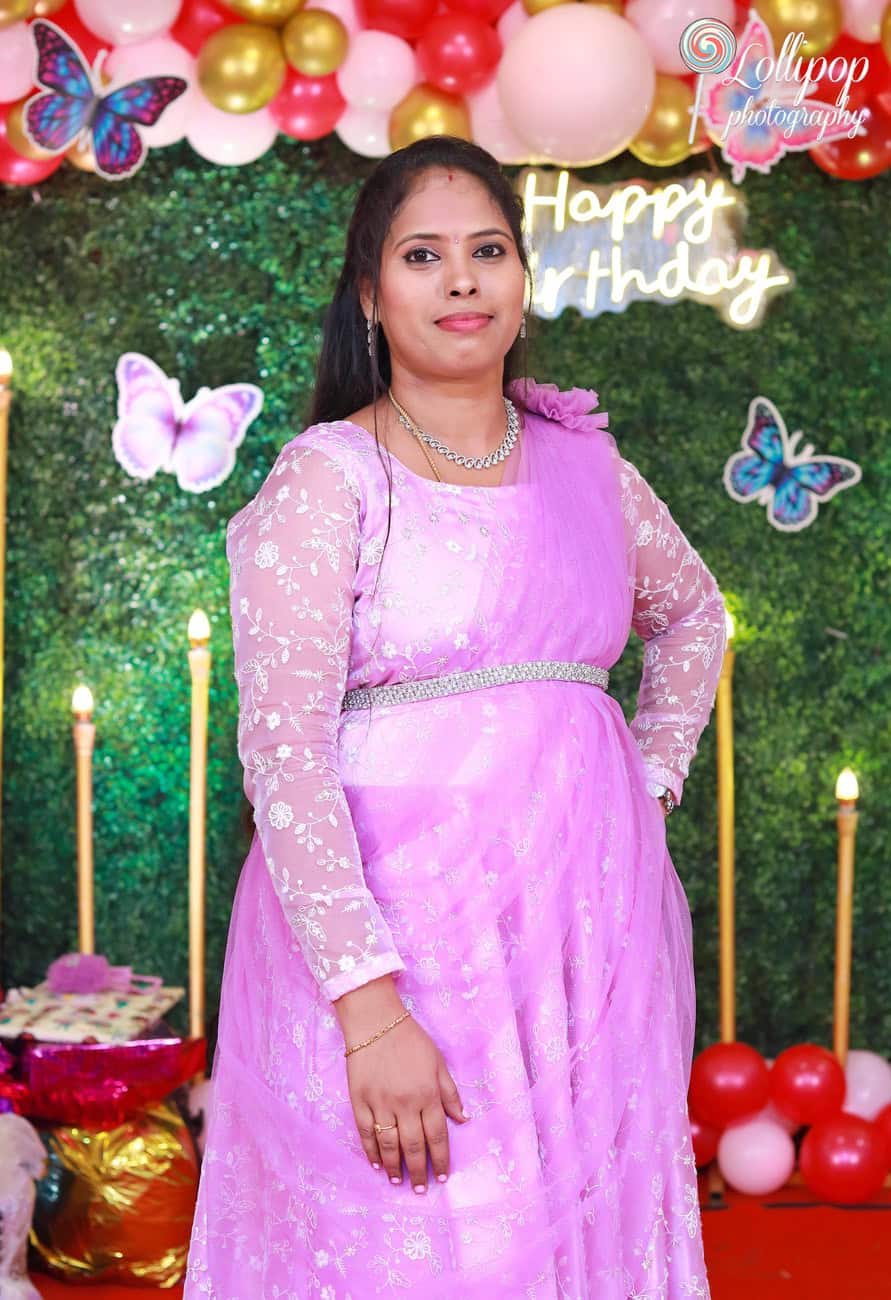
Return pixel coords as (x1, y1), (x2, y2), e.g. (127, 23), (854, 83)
(618, 456), (727, 807)
(225, 439), (407, 1002)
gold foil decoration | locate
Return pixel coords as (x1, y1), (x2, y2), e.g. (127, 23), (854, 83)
(29, 1099), (199, 1286)
(32, 0), (69, 14)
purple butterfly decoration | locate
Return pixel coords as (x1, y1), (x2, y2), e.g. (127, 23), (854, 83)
(112, 354), (264, 494)
(22, 19), (187, 182)
(724, 396), (861, 532)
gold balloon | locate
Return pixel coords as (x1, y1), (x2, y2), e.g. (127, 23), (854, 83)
(67, 135), (98, 173)
(282, 9), (348, 76)
(223, 0), (304, 21)
(522, 0), (572, 12)
(32, 0), (69, 14)
(882, 1), (891, 63)
(0, 0), (31, 30)
(389, 84), (471, 151)
(198, 23), (287, 114)
(629, 74), (697, 167)
(6, 99), (56, 159)
(754, 0), (842, 58)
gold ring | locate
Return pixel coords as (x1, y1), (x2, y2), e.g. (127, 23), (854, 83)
(373, 1121), (398, 1133)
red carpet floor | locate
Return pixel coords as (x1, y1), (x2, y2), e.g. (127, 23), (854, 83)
(27, 1173), (891, 1299)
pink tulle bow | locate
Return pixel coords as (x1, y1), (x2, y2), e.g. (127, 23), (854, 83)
(506, 376), (609, 434)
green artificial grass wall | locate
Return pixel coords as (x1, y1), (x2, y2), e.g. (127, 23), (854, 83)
(1, 136), (888, 1064)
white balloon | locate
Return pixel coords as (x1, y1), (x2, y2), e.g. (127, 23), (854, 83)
(717, 1118), (796, 1196)
(842, 1049), (891, 1121)
(105, 37), (196, 147)
(336, 30), (417, 112)
(0, 22), (36, 104)
(186, 92), (278, 166)
(74, 0), (183, 46)
(335, 104), (390, 157)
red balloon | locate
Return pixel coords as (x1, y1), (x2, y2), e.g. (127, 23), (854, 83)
(269, 68), (345, 141)
(810, 98), (891, 180)
(416, 12), (501, 96)
(440, 0), (513, 23)
(50, 5), (106, 64)
(689, 1042), (770, 1129)
(808, 34), (891, 112)
(0, 104), (64, 186)
(874, 1103), (891, 1168)
(799, 1113), (888, 1204)
(769, 1043), (846, 1126)
(170, 0), (237, 57)
(357, 0), (438, 41)
(689, 1113), (720, 1167)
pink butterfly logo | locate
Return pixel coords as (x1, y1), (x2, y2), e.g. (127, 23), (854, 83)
(112, 353), (263, 494)
(701, 8), (864, 183)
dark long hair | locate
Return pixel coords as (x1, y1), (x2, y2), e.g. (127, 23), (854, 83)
(304, 135), (533, 599)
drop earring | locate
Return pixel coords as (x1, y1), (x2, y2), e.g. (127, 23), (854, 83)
(519, 313), (526, 339)
(366, 316), (375, 359)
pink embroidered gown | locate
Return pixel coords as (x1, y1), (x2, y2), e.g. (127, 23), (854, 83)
(185, 378), (726, 1299)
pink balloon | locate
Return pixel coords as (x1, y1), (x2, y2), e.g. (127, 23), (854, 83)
(496, 0), (528, 44)
(842, 1050), (891, 1121)
(74, 0), (184, 46)
(0, 23), (37, 104)
(105, 36), (196, 146)
(335, 104), (390, 155)
(747, 1098), (802, 1134)
(306, 0), (361, 36)
(625, 0), (735, 76)
(469, 78), (531, 162)
(497, 7), (655, 164)
(841, 0), (887, 41)
(336, 30), (418, 112)
(186, 91), (278, 164)
(717, 1118), (797, 1195)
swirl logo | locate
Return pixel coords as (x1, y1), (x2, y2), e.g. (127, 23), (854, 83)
(679, 18), (737, 76)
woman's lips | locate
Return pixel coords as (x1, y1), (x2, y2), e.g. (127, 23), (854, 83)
(435, 314), (492, 332)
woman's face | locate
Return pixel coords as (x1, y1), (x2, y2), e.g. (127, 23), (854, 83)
(362, 167), (527, 384)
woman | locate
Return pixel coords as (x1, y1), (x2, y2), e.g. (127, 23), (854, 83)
(185, 135), (725, 1299)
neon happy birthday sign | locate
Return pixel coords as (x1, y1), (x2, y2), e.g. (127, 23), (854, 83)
(518, 169), (793, 329)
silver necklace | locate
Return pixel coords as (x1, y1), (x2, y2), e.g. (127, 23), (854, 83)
(387, 390), (519, 471)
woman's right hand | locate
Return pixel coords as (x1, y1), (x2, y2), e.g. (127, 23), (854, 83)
(335, 977), (469, 1193)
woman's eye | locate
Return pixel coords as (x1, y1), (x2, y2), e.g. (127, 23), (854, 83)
(404, 242), (506, 264)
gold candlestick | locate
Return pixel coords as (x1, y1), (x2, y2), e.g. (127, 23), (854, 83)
(71, 684), (96, 954)
(716, 608), (736, 1043)
(0, 350), (10, 961)
(833, 766), (859, 1068)
(188, 609), (211, 1043)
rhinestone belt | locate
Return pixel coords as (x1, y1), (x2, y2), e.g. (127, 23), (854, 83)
(341, 659), (610, 711)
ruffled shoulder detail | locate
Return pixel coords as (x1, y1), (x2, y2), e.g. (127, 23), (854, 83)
(505, 376), (609, 434)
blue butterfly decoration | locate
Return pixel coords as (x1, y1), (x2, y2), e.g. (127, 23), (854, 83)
(724, 396), (861, 532)
(22, 19), (188, 182)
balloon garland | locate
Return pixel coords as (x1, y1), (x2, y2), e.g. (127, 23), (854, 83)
(0, 0), (889, 182)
